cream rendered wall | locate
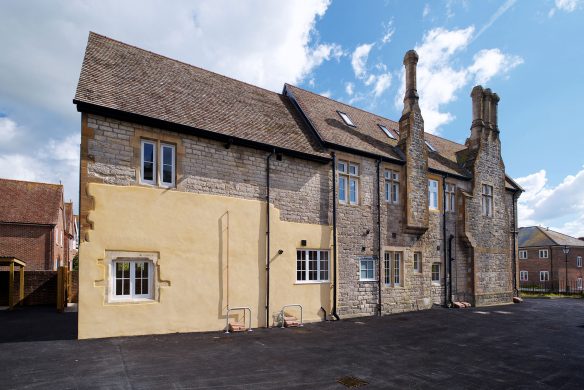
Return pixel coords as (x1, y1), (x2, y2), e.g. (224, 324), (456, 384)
(79, 183), (332, 339)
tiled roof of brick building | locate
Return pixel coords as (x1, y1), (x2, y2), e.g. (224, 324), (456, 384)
(74, 32), (327, 159)
(0, 179), (63, 225)
(519, 226), (584, 248)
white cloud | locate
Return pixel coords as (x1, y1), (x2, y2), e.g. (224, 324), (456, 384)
(351, 43), (374, 79)
(394, 26), (523, 134)
(515, 167), (584, 238)
(474, 0), (516, 41)
(0, 117), (18, 141)
(381, 20), (395, 45)
(373, 73), (392, 97)
(423, 4), (431, 18)
(345, 82), (354, 96)
(320, 90), (332, 98)
(550, 0), (582, 16)
(469, 49), (524, 84)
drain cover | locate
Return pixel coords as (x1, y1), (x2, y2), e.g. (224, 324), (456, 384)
(337, 376), (368, 388)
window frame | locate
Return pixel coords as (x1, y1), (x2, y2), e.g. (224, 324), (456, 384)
(577, 256), (582, 268)
(413, 252), (422, 273)
(110, 259), (154, 302)
(519, 250), (527, 259)
(520, 270), (528, 281)
(296, 249), (330, 284)
(384, 251), (402, 287)
(159, 143), (176, 188)
(384, 170), (399, 205)
(445, 183), (456, 213)
(481, 184), (494, 217)
(338, 160), (359, 205)
(428, 179), (439, 210)
(539, 249), (549, 259)
(378, 124), (396, 140)
(359, 258), (376, 282)
(140, 139), (157, 186)
(337, 111), (356, 127)
(431, 263), (441, 285)
(577, 277), (583, 291)
(539, 270), (549, 282)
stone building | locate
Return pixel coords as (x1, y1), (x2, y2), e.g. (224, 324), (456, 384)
(518, 226), (584, 291)
(73, 32), (522, 339)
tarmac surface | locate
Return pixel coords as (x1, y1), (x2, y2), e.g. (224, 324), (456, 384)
(1, 298), (583, 389)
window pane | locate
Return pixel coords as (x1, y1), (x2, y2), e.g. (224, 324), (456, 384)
(143, 142), (154, 163)
(308, 251), (318, 280)
(319, 251), (329, 281)
(338, 161), (346, 173)
(144, 162), (154, 181)
(349, 164), (358, 176)
(394, 253), (400, 285)
(123, 278), (130, 295)
(349, 179), (357, 203)
(163, 146), (173, 165)
(162, 165), (172, 183)
(392, 183), (399, 203)
(384, 253), (390, 284)
(135, 278), (142, 295)
(385, 182), (390, 201)
(339, 177), (346, 201)
(116, 279), (123, 295)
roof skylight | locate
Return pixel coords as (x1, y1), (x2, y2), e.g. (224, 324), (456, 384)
(425, 140), (436, 152)
(378, 124), (396, 140)
(338, 111), (356, 127)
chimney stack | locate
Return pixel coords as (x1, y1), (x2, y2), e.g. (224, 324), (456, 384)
(402, 50), (420, 115)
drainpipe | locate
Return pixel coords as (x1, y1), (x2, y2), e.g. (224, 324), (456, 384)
(550, 244), (553, 292)
(331, 152), (340, 320)
(265, 149), (274, 328)
(512, 192), (518, 296)
(442, 174), (450, 307)
(448, 234), (454, 304)
(376, 159), (382, 316)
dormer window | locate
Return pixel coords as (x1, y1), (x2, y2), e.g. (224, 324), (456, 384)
(378, 124), (396, 140)
(338, 111), (356, 127)
(425, 140), (436, 152)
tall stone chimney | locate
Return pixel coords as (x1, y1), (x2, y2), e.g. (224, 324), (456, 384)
(467, 85), (500, 151)
(398, 50), (428, 234)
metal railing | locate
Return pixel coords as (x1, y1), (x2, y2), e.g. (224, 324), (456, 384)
(519, 280), (584, 295)
(279, 304), (303, 328)
(225, 306), (253, 333)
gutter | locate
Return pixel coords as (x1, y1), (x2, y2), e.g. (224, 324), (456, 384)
(331, 152), (340, 320)
(376, 159), (382, 316)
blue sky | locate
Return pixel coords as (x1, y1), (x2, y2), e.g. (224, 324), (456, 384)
(0, 0), (583, 236)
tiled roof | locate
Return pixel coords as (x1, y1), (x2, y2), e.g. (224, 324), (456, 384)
(74, 32), (328, 159)
(519, 226), (584, 248)
(0, 179), (63, 225)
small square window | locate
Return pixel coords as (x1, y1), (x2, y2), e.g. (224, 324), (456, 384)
(296, 250), (329, 283)
(539, 271), (549, 282)
(539, 249), (549, 259)
(360, 258), (376, 281)
(378, 124), (396, 140)
(111, 259), (154, 301)
(431, 263), (441, 284)
(520, 270), (528, 281)
(338, 111), (356, 127)
(413, 252), (422, 273)
(519, 250), (527, 259)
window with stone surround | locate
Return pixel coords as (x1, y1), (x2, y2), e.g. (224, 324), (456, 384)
(539, 270), (549, 282)
(384, 170), (399, 204)
(111, 259), (153, 301)
(360, 258), (376, 281)
(296, 250), (329, 283)
(140, 139), (176, 187)
(428, 179), (439, 210)
(539, 249), (548, 259)
(338, 160), (359, 205)
(445, 183), (456, 212)
(384, 252), (402, 286)
(519, 250), (527, 259)
(481, 184), (493, 216)
(431, 263), (441, 285)
(413, 252), (422, 273)
(520, 270), (528, 281)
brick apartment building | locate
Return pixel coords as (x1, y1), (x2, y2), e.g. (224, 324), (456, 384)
(518, 226), (584, 291)
(73, 33), (522, 339)
(0, 178), (73, 270)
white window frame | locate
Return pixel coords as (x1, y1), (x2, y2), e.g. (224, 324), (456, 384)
(577, 278), (583, 291)
(384, 252), (402, 286)
(539, 271), (549, 282)
(159, 143), (176, 188)
(338, 160), (359, 205)
(296, 250), (329, 283)
(519, 250), (527, 259)
(110, 259), (154, 302)
(481, 184), (493, 217)
(428, 179), (439, 210)
(140, 139), (157, 185)
(520, 270), (528, 281)
(378, 124), (396, 140)
(577, 256), (582, 268)
(431, 263), (441, 285)
(360, 258), (376, 281)
(338, 111), (356, 127)
(445, 183), (456, 213)
(413, 252), (421, 273)
(384, 170), (399, 204)
(539, 249), (549, 259)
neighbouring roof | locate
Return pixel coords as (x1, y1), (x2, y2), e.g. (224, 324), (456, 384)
(74, 32), (328, 159)
(518, 226), (584, 248)
(0, 179), (63, 225)
(64, 202), (74, 235)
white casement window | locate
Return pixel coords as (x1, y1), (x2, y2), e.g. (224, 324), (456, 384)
(431, 263), (441, 285)
(520, 270), (528, 281)
(140, 139), (157, 185)
(445, 183), (456, 212)
(160, 143), (176, 187)
(55, 229), (59, 245)
(413, 252), (422, 273)
(360, 258), (376, 281)
(577, 256), (582, 268)
(338, 160), (359, 205)
(481, 184), (493, 216)
(519, 250), (527, 259)
(384, 252), (402, 286)
(539, 249), (549, 259)
(384, 170), (399, 204)
(428, 179), (439, 210)
(111, 260), (154, 301)
(577, 278), (583, 291)
(338, 111), (356, 127)
(296, 250), (329, 283)
(539, 271), (549, 282)
(378, 124), (396, 140)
